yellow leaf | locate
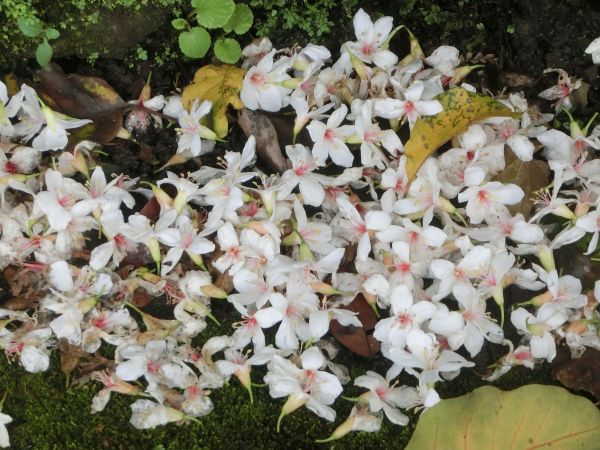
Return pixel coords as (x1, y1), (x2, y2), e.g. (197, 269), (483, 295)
(182, 64), (246, 138)
(403, 87), (521, 180)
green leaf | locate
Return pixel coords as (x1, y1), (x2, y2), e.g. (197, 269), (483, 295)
(213, 38), (241, 64)
(36, 41), (53, 67)
(44, 28), (60, 40)
(193, 0), (235, 29)
(223, 4), (253, 34)
(171, 18), (187, 30)
(17, 17), (44, 37)
(403, 87), (521, 180)
(406, 385), (600, 450)
(178, 27), (211, 58)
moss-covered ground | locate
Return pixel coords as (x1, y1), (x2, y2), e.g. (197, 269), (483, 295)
(0, 330), (558, 449)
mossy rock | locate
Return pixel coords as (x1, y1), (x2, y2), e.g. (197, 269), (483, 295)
(0, 0), (185, 70)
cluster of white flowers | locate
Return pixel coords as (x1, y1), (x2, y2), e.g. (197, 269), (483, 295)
(0, 8), (599, 443)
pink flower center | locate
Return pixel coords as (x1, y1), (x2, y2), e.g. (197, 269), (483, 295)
(181, 233), (193, 249)
(58, 195), (72, 207)
(462, 310), (479, 321)
(4, 161), (18, 174)
(477, 189), (490, 205)
(404, 101), (415, 113)
(397, 312), (412, 326)
(396, 262), (411, 273)
(324, 129), (335, 141)
(395, 180), (406, 193)
(250, 73), (265, 86)
(239, 202), (260, 217)
(294, 162), (311, 176)
(92, 316), (109, 329)
(375, 386), (388, 398)
(361, 43), (374, 56)
(514, 351), (531, 361)
(353, 223), (368, 234)
(364, 130), (378, 143)
(114, 234), (128, 251)
(146, 361), (161, 374)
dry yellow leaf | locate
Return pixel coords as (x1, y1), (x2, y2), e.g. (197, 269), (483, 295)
(182, 64), (246, 138)
(403, 87), (521, 180)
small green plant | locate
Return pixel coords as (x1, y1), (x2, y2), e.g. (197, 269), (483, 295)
(17, 16), (60, 67)
(172, 0), (253, 64)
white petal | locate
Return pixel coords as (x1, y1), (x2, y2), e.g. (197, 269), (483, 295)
(49, 260), (73, 292)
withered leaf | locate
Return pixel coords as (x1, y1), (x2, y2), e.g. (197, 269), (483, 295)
(35, 64), (127, 147)
(494, 148), (550, 219)
(59, 339), (84, 378)
(552, 345), (600, 401)
(237, 108), (288, 174)
(330, 294), (380, 358)
(36, 65), (125, 117)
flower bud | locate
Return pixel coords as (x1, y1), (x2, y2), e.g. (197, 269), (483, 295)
(343, 45), (368, 80)
(531, 291), (553, 307)
(551, 204), (575, 220)
(235, 365), (254, 403)
(200, 284), (228, 299)
(538, 246), (555, 272)
(309, 281), (342, 296)
(315, 415), (356, 443)
(277, 393), (308, 432)
(77, 296), (98, 314)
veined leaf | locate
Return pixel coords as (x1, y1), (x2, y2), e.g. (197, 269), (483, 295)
(214, 37), (242, 64)
(182, 64), (246, 138)
(36, 41), (53, 67)
(179, 26), (211, 59)
(403, 87), (521, 180)
(17, 17), (43, 37)
(223, 4), (254, 34)
(193, 0), (235, 29)
(406, 384), (600, 450)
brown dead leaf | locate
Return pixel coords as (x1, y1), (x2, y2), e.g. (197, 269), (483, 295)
(1, 294), (41, 311)
(139, 142), (160, 165)
(237, 109), (288, 174)
(330, 294), (380, 358)
(1, 266), (45, 309)
(132, 287), (152, 308)
(59, 339), (84, 378)
(552, 345), (600, 401)
(36, 65), (126, 117)
(494, 148), (550, 218)
(35, 64), (128, 146)
(66, 110), (125, 147)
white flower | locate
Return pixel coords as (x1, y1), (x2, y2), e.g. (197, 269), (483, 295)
(264, 346), (343, 427)
(374, 81), (443, 129)
(585, 37), (600, 64)
(278, 144), (331, 207)
(0, 411), (12, 448)
(129, 399), (187, 429)
(345, 9), (398, 69)
(383, 328), (474, 381)
(307, 104), (355, 167)
(458, 181), (524, 225)
(354, 371), (409, 425)
(511, 304), (567, 361)
(240, 50), (292, 112)
(176, 99), (216, 156)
